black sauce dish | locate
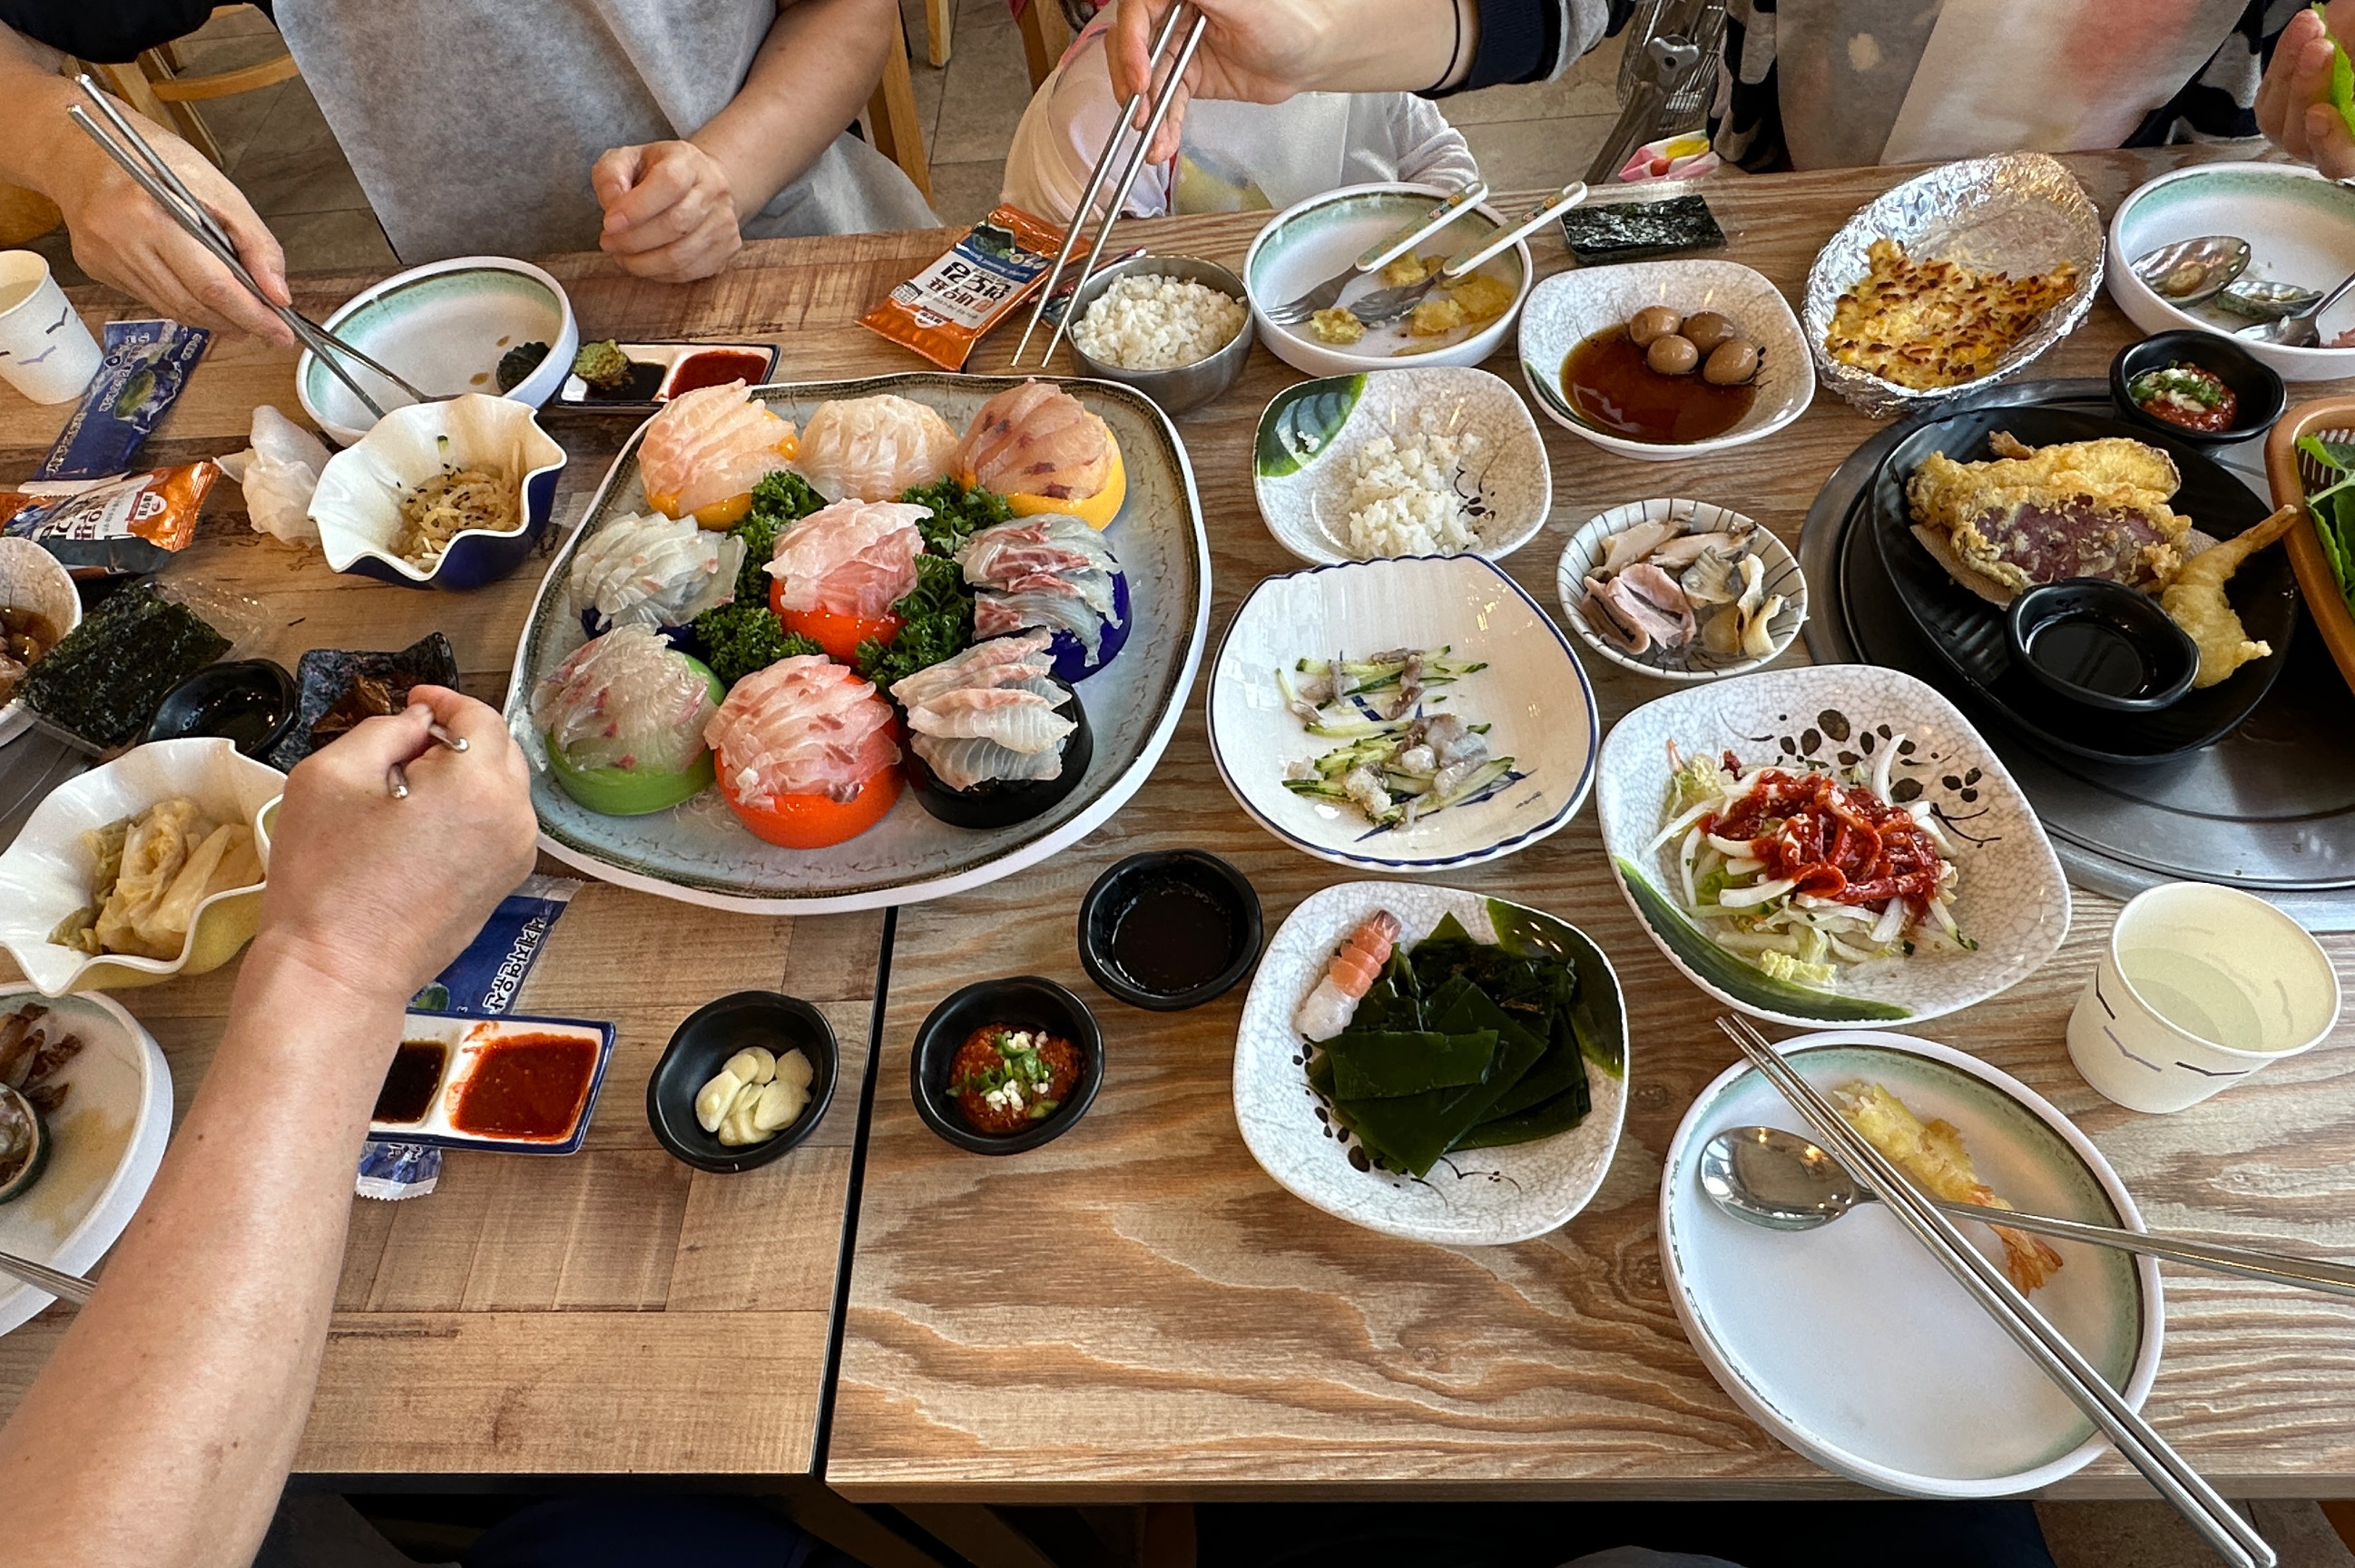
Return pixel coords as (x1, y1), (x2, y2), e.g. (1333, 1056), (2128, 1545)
(1076, 850), (1262, 1011)
(909, 975), (1103, 1155)
(646, 990), (839, 1173)
(144, 659), (299, 760)
(2005, 578), (2200, 713)
(2108, 329), (2285, 448)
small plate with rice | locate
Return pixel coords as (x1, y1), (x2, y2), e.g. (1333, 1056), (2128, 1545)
(1252, 368), (1551, 565)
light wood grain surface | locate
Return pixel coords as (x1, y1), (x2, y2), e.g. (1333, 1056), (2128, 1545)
(826, 149), (2355, 1502)
(0, 263), (908, 1475)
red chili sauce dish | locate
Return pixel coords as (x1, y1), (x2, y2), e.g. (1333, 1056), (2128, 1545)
(663, 348), (773, 398)
(2125, 363), (2237, 433)
(449, 1029), (603, 1142)
(947, 1024), (1083, 1136)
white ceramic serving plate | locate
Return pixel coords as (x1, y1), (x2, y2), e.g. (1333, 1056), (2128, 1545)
(311, 394), (566, 588)
(299, 256), (578, 446)
(502, 373), (1211, 916)
(1208, 554), (1597, 871)
(0, 536), (79, 749)
(1251, 368), (1551, 564)
(1242, 183), (1532, 377)
(0, 738), (281, 995)
(0, 989), (172, 1335)
(1662, 1031), (2160, 1496)
(1235, 881), (1628, 1245)
(2108, 162), (2355, 383)
(1518, 260), (1813, 460)
(1555, 499), (1807, 681)
(1595, 666), (2069, 1028)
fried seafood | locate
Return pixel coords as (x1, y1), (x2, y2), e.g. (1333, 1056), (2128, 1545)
(1833, 1081), (2064, 1294)
(1906, 433), (2192, 603)
(2161, 505), (2301, 689)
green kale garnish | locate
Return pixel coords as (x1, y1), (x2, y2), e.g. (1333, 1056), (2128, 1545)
(854, 553), (973, 691)
(728, 471), (826, 595)
(899, 475), (1011, 555)
(692, 603), (823, 687)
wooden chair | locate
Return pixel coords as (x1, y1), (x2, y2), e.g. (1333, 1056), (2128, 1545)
(1016, 0), (1076, 90)
(81, 4), (299, 170)
(866, 8), (934, 203)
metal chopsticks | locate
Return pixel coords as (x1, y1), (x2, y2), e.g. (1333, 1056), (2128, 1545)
(66, 76), (431, 418)
(1714, 1014), (2275, 1568)
(1011, 2), (1208, 368)
(0, 1247), (93, 1307)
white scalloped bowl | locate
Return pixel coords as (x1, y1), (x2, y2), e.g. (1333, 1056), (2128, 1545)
(0, 737), (281, 995)
(1555, 498), (1808, 681)
(311, 393), (565, 591)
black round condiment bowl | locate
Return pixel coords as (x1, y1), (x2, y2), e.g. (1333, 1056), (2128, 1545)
(900, 676), (1094, 829)
(2108, 329), (2285, 448)
(2006, 577), (2201, 713)
(1075, 849), (1262, 1011)
(144, 659), (299, 760)
(647, 990), (839, 1173)
(909, 975), (1103, 1155)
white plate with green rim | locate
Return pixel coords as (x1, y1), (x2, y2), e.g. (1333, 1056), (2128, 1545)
(0, 991), (172, 1336)
(1243, 183), (1531, 377)
(502, 372), (1211, 916)
(1234, 881), (1627, 1245)
(1661, 1031), (2161, 1495)
(1595, 665), (2069, 1028)
(1252, 368), (1551, 565)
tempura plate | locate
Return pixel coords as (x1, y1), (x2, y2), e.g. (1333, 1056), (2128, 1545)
(502, 373), (1211, 915)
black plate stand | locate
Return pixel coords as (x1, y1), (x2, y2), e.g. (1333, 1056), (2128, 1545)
(1801, 378), (2355, 932)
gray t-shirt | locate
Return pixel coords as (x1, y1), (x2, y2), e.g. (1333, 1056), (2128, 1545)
(276, 0), (937, 262)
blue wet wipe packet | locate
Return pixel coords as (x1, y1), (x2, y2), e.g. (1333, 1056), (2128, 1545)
(36, 319), (211, 481)
(357, 876), (584, 1200)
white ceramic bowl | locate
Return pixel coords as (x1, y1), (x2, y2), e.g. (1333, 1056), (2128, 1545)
(1233, 881), (1628, 1246)
(0, 536), (80, 748)
(298, 256), (578, 446)
(0, 737), (281, 995)
(1518, 260), (1812, 460)
(1207, 553), (1598, 871)
(1243, 183), (1532, 377)
(1594, 665), (2070, 1029)
(2107, 162), (2355, 383)
(311, 393), (566, 591)
(1251, 367), (1551, 564)
(0, 989), (172, 1334)
(1555, 498), (1807, 681)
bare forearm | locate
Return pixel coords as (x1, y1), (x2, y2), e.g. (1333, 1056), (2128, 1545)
(0, 25), (109, 200)
(694, 0), (897, 220)
(0, 939), (406, 1568)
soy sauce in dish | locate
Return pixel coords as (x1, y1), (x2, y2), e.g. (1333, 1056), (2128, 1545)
(2022, 618), (2164, 701)
(448, 1031), (599, 1140)
(373, 1039), (448, 1124)
(186, 687), (288, 752)
(584, 361), (665, 401)
(664, 349), (770, 397)
(1106, 877), (1240, 995)
(1562, 327), (1754, 444)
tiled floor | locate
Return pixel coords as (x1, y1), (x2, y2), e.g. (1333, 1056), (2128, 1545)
(35, 1), (1632, 284)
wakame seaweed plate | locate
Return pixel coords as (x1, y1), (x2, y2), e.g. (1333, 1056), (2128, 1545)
(1233, 882), (1627, 1246)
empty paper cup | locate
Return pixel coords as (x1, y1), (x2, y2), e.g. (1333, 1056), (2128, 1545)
(2066, 882), (2341, 1113)
(0, 251), (99, 404)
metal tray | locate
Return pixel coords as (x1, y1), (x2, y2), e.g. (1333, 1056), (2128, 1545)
(1801, 377), (2355, 931)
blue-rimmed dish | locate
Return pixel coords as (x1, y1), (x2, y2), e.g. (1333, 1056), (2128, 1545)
(364, 1009), (616, 1156)
(312, 393), (565, 591)
(1207, 554), (1597, 871)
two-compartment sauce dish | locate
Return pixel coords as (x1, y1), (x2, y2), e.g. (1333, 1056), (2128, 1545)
(368, 1011), (617, 1155)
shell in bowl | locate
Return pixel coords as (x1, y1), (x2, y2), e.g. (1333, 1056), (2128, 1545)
(0, 536), (80, 748)
(2107, 162), (2355, 384)
(311, 393), (565, 591)
(1518, 260), (1812, 459)
(298, 255), (578, 447)
(1555, 499), (1806, 681)
(0, 737), (281, 995)
(1207, 554), (1597, 872)
(1244, 183), (1531, 377)
(1252, 367), (1550, 564)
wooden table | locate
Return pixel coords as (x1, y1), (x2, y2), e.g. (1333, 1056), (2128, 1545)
(826, 148), (2355, 1504)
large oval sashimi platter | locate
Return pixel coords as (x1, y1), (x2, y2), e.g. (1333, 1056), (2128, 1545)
(501, 371), (1215, 908)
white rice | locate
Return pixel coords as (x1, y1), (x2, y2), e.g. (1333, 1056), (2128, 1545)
(1071, 273), (1246, 370)
(1341, 429), (1482, 558)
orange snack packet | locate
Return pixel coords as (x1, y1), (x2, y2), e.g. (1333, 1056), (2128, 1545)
(861, 205), (1065, 371)
(0, 461), (219, 577)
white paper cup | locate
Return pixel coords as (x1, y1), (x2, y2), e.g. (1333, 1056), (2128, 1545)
(0, 250), (101, 405)
(2067, 882), (2342, 1113)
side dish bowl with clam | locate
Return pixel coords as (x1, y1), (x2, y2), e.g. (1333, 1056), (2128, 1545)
(1555, 498), (1807, 681)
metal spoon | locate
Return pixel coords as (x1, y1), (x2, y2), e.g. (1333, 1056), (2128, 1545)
(1699, 1125), (2355, 1298)
(2215, 277), (2323, 322)
(2130, 235), (2252, 306)
(2238, 267), (2355, 348)
(0, 1247), (92, 1307)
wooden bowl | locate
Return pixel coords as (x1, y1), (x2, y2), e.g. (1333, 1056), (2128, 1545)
(2264, 396), (2355, 699)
